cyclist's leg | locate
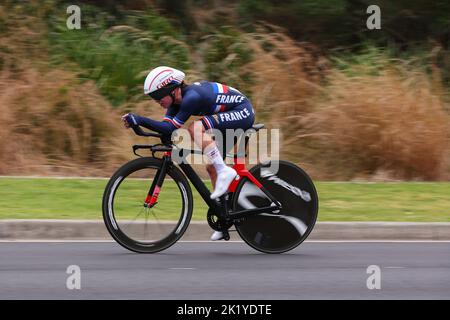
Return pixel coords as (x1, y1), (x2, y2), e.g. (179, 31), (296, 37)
(200, 102), (255, 240)
(188, 120), (215, 154)
(187, 120), (236, 199)
(201, 102), (255, 158)
(204, 137), (241, 188)
(206, 163), (217, 188)
(201, 102), (255, 161)
(200, 102), (255, 199)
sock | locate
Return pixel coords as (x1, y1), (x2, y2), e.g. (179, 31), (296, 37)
(205, 143), (227, 173)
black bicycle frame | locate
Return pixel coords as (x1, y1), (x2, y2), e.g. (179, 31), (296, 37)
(141, 146), (282, 221)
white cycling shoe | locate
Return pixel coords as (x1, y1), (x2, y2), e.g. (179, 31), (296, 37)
(210, 166), (237, 200)
(210, 231), (224, 241)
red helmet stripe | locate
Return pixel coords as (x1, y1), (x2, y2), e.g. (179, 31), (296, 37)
(148, 69), (173, 92)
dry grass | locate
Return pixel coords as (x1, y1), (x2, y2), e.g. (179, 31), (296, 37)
(242, 29), (450, 180)
(0, 67), (137, 176)
(1, 3), (449, 180)
(296, 66), (450, 180)
(238, 24), (329, 175)
(245, 24), (327, 122)
(0, 2), (134, 176)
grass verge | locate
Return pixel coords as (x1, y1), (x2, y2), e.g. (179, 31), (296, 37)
(0, 177), (449, 222)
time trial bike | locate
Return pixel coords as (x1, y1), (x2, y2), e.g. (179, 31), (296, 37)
(102, 123), (318, 254)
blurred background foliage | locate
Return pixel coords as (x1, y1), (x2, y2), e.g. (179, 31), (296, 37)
(0, 0), (449, 180)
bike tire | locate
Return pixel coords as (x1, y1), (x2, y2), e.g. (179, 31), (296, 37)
(231, 160), (318, 254)
(102, 157), (193, 253)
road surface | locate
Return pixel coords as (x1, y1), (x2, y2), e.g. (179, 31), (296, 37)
(0, 241), (449, 299)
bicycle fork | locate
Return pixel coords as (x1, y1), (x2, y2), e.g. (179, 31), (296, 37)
(144, 154), (170, 208)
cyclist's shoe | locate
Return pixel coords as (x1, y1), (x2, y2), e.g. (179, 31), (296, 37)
(210, 166), (237, 200)
(210, 231), (224, 241)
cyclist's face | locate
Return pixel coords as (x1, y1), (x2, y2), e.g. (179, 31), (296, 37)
(156, 95), (173, 109)
(155, 88), (181, 108)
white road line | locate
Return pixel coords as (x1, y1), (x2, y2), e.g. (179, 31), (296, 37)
(304, 240), (450, 243)
(169, 268), (196, 270)
(0, 240), (449, 243)
(0, 240), (116, 243)
(0, 240), (244, 243)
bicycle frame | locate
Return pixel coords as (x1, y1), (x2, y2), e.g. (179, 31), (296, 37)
(139, 145), (282, 221)
(104, 124), (317, 253)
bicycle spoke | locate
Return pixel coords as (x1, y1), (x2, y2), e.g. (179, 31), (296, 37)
(120, 205), (145, 238)
(144, 207), (149, 241)
(130, 206), (145, 222)
(148, 207), (172, 236)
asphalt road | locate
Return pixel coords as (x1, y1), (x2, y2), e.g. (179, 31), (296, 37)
(0, 241), (449, 300)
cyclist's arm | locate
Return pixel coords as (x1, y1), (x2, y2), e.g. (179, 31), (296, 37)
(162, 105), (179, 123)
(126, 113), (183, 135)
(141, 90), (201, 134)
(124, 91), (200, 135)
(124, 105), (193, 135)
(167, 89), (204, 127)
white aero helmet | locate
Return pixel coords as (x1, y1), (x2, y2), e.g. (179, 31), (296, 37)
(144, 66), (185, 100)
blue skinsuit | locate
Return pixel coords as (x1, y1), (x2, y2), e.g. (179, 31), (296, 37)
(129, 81), (255, 136)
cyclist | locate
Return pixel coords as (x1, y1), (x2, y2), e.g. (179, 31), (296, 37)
(122, 66), (255, 240)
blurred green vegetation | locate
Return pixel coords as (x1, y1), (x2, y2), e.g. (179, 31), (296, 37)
(331, 45), (433, 78)
(0, 178), (449, 221)
(317, 182), (450, 222)
(238, 0), (450, 87)
(41, 1), (260, 105)
(47, 4), (190, 106)
(202, 26), (254, 96)
(6, 0), (447, 105)
(238, 0), (450, 49)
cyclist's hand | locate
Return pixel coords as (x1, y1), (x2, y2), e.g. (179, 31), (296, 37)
(121, 113), (136, 129)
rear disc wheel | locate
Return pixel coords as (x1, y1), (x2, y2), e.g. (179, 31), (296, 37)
(232, 160), (318, 253)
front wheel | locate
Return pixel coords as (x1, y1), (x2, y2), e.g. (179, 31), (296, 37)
(102, 157), (193, 253)
(232, 160), (318, 253)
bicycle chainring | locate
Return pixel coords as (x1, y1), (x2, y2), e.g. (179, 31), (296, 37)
(207, 208), (232, 231)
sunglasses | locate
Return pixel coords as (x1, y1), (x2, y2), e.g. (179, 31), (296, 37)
(148, 84), (179, 101)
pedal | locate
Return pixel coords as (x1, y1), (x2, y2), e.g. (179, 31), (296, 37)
(222, 230), (230, 241)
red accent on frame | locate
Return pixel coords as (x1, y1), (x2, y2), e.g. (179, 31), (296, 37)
(164, 151), (172, 157)
(146, 185), (161, 205)
(228, 158), (262, 193)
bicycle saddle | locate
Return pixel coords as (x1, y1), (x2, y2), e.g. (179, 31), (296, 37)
(252, 123), (265, 131)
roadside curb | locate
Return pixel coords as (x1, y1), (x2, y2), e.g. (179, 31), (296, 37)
(1, 220), (449, 241)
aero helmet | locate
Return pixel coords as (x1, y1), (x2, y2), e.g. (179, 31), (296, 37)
(144, 66), (185, 100)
